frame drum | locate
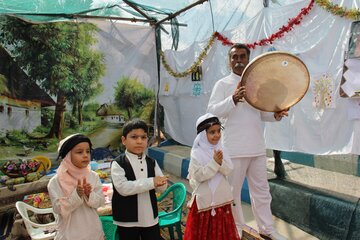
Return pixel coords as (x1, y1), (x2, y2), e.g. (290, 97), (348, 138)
(241, 51), (310, 112)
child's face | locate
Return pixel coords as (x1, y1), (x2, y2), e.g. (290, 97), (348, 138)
(206, 124), (221, 145)
(70, 142), (91, 168)
(121, 128), (148, 156)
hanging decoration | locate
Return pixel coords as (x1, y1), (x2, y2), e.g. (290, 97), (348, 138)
(214, 32), (233, 46)
(315, 0), (360, 21)
(192, 82), (203, 96)
(161, 0), (315, 78)
(191, 65), (202, 81)
(312, 74), (335, 109)
(215, 0), (315, 49)
(164, 82), (170, 95)
(160, 33), (216, 78)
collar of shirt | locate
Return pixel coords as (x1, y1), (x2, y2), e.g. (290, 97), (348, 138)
(229, 72), (242, 83)
(125, 150), (145, 162)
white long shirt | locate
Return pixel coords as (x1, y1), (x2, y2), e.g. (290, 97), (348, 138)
(207, 72), (276, 157)
(111, 150), (167, 227)
(47, 171), (105, 240)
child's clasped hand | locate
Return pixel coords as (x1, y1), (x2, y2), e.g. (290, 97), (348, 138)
(77, 178), (92, 198)
(213, 149), (223, 165)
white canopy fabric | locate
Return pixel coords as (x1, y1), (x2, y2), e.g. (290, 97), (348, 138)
(91, 20), (157, 103)
(159, 0), (360, 155)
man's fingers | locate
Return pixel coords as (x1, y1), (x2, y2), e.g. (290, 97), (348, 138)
(83, 177), (87, 185)
(78, 179), (81, 186)
(279, 110), (288, 116)
(236, 80), (242, 88)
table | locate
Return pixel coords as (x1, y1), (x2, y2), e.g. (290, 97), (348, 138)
(0, 176), (50, 213)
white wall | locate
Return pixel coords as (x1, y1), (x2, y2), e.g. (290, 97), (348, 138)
(102, 115), (125, 124)
(0, 98), (41, 133)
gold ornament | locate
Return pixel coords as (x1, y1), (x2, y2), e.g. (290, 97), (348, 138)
(161, 33), (216, 78)
(316, 0), (360, 20)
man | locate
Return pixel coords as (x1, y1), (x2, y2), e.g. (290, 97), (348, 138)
(207, 43), (288, 240)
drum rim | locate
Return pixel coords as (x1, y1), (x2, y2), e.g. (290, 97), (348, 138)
(240, 51), (310, 112)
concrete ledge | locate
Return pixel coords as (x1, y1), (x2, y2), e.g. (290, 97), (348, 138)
(149, 146), (191, 179)
(270, 179), (360, 240)
(277, 151), (360, 177)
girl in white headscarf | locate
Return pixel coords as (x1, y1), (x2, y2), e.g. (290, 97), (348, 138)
(184, 113), (240, 240)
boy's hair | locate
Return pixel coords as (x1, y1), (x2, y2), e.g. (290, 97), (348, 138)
(122, 119), (148, 137)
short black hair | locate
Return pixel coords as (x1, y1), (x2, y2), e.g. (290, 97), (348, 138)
(122, 119), (148, 137)
(228, 43), (250, 60)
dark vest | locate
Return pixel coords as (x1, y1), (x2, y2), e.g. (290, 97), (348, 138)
(111, 154), (158, 222)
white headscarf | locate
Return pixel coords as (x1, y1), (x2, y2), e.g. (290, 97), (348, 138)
(191, 113), (231, 211)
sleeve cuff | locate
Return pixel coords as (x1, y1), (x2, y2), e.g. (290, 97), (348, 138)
(209, 159), (221, 171)
(69, 188), (84, 206)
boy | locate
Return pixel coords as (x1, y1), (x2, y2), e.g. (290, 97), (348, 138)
(111, 119), (168, 240)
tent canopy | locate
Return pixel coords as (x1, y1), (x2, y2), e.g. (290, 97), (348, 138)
(0, 0), (306, 50)
(0, 0), (179, 23)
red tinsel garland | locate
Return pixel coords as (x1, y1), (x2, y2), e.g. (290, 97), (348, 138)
(215, 0), (315, 49)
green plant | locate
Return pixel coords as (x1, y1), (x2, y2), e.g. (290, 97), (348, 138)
(41, 108), (54, 128)
(6, 130), (29, 146)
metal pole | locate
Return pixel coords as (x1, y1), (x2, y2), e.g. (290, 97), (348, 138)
(263, 0), (269, 7)
(123, 0), (168, 34)
(156, 0), (208, 27)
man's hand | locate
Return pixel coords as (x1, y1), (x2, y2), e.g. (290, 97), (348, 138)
(274, 108), (289, 121)
(233, 86), (246, 104)
(153, 175), (169, 187)
(213, 149), (223, 165)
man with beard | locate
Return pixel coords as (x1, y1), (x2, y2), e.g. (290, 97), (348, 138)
(207, 43), (288, 240)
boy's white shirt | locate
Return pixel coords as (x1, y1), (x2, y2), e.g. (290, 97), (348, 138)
(47, 171), (105, 240)
(111, 150), (167, 227)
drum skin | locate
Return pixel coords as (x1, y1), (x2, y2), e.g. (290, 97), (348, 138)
(241, 51), (310, 112)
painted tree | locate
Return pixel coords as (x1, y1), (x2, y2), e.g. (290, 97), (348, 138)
(68, 48), (105, 126)
(0, 16), (105, 138)
(114, 77), (154, 120)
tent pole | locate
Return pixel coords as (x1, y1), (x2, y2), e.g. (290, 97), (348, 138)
(155, 0), (208, 27)
(263, 0), (269, 7)
(7, 13), (187, 26)
(122, 0), (155, 23)
(154, 26), (162, 146)
(122, 0), (168, 34)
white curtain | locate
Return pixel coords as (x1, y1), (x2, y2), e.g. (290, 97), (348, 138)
(91, 20), (157, 103)
(159, 0), (360, 155)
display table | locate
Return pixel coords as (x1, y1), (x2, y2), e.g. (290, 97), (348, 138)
(0, 176), (51, 213)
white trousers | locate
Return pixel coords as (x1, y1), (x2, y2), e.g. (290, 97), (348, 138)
(229, 155), (275, 235)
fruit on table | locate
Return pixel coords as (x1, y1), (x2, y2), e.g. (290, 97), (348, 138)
(95, 169), (108, 179)
(26, 172), (40, 182)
